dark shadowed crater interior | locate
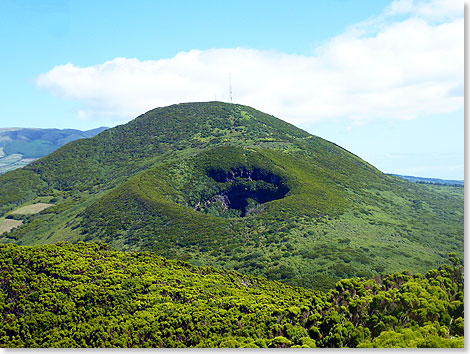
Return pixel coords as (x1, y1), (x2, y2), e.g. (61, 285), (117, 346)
(199, 167), (289, 217)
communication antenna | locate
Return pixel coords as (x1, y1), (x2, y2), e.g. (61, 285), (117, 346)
(229, 73), (232, 103)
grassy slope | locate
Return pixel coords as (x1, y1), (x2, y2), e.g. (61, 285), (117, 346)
(0, 102), (363, 215)
(0, 242), (464, 348)
(75, 155), (463, 289)
(0, 102), (464, 290)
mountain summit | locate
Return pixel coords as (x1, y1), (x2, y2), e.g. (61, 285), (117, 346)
(0, 102), (463, 289)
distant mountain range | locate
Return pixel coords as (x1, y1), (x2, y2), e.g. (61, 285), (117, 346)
(0, 127), (108, 174)
(390, 174), (464, 186)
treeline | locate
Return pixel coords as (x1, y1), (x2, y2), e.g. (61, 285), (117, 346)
(0, 243), (463, 348)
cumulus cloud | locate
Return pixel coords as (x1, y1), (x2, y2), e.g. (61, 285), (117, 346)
(36, 0), (463, 125)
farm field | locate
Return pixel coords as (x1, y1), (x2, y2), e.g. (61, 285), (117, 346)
(0, 218), (23, 235)
(10, 203), (53, 215)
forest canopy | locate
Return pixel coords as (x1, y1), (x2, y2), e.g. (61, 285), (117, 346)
(0, 243), (463, 348)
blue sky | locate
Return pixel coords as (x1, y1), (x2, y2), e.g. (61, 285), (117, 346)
(0, 0), (464, 179)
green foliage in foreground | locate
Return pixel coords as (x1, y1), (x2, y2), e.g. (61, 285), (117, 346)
(0, 243), (463, 348)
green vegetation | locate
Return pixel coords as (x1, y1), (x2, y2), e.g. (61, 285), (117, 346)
(0, 102), (464, 290)
(4, 140), (56, 158)
(0, 243), (463, 348)
(0, 127), (107, 175)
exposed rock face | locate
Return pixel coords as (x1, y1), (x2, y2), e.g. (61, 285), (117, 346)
(195, 167), (289, 217)
(208, 167), (283, 185)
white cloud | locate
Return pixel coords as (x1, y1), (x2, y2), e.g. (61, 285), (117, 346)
(36, 0), (463, 126)
(384, 0), (462, 20)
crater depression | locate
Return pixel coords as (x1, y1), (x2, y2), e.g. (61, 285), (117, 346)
(194, 167), (290, 217)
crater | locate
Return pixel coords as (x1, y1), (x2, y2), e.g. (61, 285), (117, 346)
(195, 167), (289, 217)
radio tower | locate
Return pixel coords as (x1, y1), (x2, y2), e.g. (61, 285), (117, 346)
(229, 73), (232, 103)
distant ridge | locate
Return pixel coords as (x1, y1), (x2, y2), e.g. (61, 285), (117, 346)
(0, 127), (108, 174)
(390, 174), (464, 186)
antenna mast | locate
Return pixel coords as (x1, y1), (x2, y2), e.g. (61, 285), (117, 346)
(229, 73), (232, 103)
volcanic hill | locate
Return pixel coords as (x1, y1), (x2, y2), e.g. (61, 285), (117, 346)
(0, 102), (463, 290)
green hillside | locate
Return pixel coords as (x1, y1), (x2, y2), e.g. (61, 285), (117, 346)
(0, 102), (464, 290)
(0, 243), (464, 348)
